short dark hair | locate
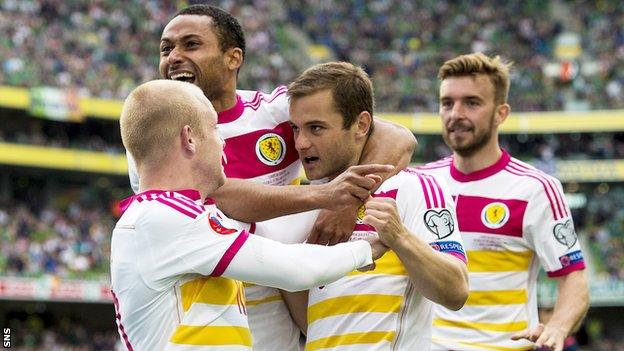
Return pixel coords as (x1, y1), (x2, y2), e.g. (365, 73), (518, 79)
(288, 62), (374, 134)
(175, 5), (246, 63)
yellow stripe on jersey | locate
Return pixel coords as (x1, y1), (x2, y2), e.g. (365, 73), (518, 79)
(306, 331), (396, 351)
(180, 277), (240, 311)
(308, 294), (402, 324)
(433, 318), (528, 332)
(465, 289), (528, 305)
(467, 250), (533, 272)
(431, 337), (533, 351)
(246, 294), (282, 306)
(347, 250), (407, 276)
(170, 325), (252, 346)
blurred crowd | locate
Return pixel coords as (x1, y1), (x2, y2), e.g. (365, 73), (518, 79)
(0, 200), (114, 279)
(1, 0), (624, 112)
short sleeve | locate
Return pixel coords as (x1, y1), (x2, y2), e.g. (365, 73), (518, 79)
(524, 178), (585, 277)
(396, 171), (467, 263)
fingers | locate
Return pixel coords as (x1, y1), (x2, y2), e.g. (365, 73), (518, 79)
(348, 164), (394, 176)
(510, 324), (544, 342)
(510, 329), (529, 340)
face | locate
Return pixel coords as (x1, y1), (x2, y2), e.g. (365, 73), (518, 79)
(159, 15), (231, 102)
(289, 90), (362, 181)
(439, 74), (502, 157)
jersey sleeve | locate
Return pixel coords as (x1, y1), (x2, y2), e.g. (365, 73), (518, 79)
(396, 171), (466, 263)
(253, 210), (320, 244)
(138, 203), (250, 290)
(524, 177), (585, 277)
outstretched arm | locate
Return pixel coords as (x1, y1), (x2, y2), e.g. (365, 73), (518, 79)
(511, 270), (589, 351)
(211, 164), (393, 222)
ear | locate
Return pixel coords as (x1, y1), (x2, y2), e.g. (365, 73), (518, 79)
(354, 111), (373, 139)
(181, 125), (197, 155)
(494, 103), (510, 127)
(225, 47), (243, 72)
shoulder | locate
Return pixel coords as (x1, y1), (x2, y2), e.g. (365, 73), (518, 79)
(237, 86), (288, 110)
(389, 168), (451, 205)
(132, 191), (208, 227)
(413, 156), (453, 175)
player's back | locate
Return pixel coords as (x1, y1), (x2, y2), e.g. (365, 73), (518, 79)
(110, 190), (252, 351)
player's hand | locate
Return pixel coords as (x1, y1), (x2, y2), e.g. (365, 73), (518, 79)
(357, 234), (388, 271)
(319, 164), (394, 210)
(362, 197), (407, 248)
(307, 207), (357, 245)
(511, 323), (566, 351)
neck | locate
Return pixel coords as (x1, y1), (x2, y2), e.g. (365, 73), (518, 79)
(453, 140), (502, 174)
(138, 161), (207, 199)
(210, 79), (238, 113)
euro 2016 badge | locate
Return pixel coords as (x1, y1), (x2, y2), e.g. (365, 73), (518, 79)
(481, 202), (510, 229)
(424, 209), (455, 239)
(256, 133), (286, 166)
(209, 212), (238, 235)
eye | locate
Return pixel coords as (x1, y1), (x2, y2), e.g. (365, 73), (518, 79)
(440, 100), (452, 109)
(160, 45), (172, 55)
(186, 41), (199, 48)
(310, 125), (324, 134)
(467, 99), (480, 107)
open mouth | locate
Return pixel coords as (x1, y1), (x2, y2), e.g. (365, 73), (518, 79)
(303, 156), (319, 164)
(169, 72), (196, 84)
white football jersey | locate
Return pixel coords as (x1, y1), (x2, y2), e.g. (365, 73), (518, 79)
(419, 150), (586, 351)
(305, 169), (467, 351)
(110, 190), (252, 350)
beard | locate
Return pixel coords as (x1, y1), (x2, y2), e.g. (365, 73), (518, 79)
(442, 113), (495, 157)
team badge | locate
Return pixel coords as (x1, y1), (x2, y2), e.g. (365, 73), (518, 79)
(255, 133), (286, 166)
(208, 212), (238, 235)
(553, 219), (577, 248)
(356, 204), (366, 224)
(424, 209), (455, 239)
(481, 202), (510, 229)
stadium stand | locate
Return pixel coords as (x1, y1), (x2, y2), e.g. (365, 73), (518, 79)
(1, 0), (624, 349)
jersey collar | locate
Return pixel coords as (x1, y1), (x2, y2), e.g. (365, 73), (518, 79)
(217, 94), (244, 124)
(450, 149), (511, 182)
(119, 189), (201, 214)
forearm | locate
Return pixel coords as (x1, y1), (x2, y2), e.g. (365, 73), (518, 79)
(281, 290), (309, 334)
(360, 119), (416, 176)
(392, 234), (468, 310)
(210, 178), (325, 222)
(223, 234), (373, 292)
(548, 270), (589, 334)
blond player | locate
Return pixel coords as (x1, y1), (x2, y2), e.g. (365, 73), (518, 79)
(284, 62), (469, 350)
(126, 5), (417, 350)
(111, 80), (391, 350)
(419, 53), (589, 351)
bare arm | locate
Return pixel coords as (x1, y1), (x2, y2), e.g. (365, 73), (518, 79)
(360, 118), (416, 177)
(210, 164), (393, 222)
(511, 270), (589, 351)
(363, 197), (469, 310)
(281, 290), (309, 334)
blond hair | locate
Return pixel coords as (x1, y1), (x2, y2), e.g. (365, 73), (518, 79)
(120, 80), (207, 167)
(438, 53), (513, 105)
(288, 61), (374, 133)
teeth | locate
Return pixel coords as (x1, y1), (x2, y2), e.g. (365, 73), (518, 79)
(170, 72), (195, 80)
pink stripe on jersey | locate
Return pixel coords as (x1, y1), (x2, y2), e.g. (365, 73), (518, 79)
(211, 230), (250, 277)
(243, 86), (287, 110)
(169, 194), (205, 214)
(111, 290), (134, 351)
(427, 174), (446, 208)
(456, 195), (528, 237)
(505, 163), (566, 220)
(508, 160), (568, 219)
(372, 189), (398, 200)
(416, 174), (432, 209)
(450, 150), (511, 182)
(354, 223), (375, 231)
(447, 251), (468, 264)
(155, 197), (201, 219)
(416, 157), (453, 170)
(424, 175), (440, 208)
(223, 121), (299, 179)
(547, 261), (586, 277)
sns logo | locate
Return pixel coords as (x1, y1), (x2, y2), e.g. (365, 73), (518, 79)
(256, 133), (286, 166)
(553, 219), (577, 249)
(424, 209), (455, 239)
(481, 202), (510, 229)
(208, 212), (238, 235)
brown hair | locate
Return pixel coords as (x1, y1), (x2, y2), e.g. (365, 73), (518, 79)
(438, 53), (512, 105)
(288, 62), (374, 132)
(120, 80), (207, 166)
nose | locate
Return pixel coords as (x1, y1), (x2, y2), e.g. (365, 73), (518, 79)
(448, 101), (465, 121)
(167, 46), (184, 67)
(294, 132), (312, 151)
